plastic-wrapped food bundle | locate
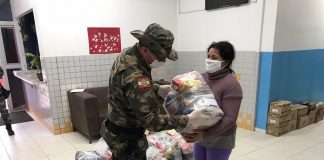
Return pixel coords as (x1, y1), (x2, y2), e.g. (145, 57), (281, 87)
(147, 132), (178, 159)
(75, 151), (100, 160)
(146, 130), (193, 160)
(146, 147), (164, 160)
(94, 138), (112, 160)
(75, 138), (112, 160)
(81, 131), (192, 160)
(164, 71), (224, 133)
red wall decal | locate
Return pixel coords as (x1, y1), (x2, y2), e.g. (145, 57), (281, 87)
(87, 27), (121, 54)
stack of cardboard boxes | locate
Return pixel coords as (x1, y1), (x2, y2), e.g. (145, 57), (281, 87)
(309, 109), (317, 124)
(303, 102), (317, 124)
(267, 101), (324, 137)
(315, 103), (324, 123)
(266, 100), (292, 136)
(288, 107), (298, 131)
(295, 104), (309, 129)
(302, 101), (323, 125)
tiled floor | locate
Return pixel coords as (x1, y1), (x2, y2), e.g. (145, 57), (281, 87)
(0, 121), (96, 160)
(0, 120), (323, 160)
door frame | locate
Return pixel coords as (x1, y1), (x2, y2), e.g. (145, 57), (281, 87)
(0, 21), (26, 112)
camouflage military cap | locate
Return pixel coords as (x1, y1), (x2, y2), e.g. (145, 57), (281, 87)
(131, 23), (178, 61)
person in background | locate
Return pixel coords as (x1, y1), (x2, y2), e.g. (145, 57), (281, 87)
(100, 23), (206, 160)
(183, 41), (243, 160)
(0, 66), (15, 136)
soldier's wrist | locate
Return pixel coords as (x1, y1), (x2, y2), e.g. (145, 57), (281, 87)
(183, 115), (190, 126)
(153, 84), (160, 93)
(177, 115), (189, 129)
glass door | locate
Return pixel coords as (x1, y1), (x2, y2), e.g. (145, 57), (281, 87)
(0, 22), (26, 112)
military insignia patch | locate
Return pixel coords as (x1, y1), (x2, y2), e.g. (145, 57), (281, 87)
(137, 76), (151, 89)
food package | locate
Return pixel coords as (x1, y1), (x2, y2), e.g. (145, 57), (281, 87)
(75, 151), (100, 160)
(164, 71), (224, 133)
(83, 132), (193, 160)
(94, 138), (112, 160)
(147, 147), (164, 160)
(146, 130), (193, 160)
(147, 132), (178, 159)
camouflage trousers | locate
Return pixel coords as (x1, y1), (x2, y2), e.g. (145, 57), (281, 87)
(0, 98), (11, 124)
(100, 120), (148, 160)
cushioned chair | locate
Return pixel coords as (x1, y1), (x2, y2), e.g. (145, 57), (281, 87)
(67, 87), (108, 143)
(67, 80), (169, 143)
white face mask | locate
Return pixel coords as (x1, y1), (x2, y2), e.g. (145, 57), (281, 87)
(146, 49), (165, 68)
(206, 59), (223, 73)
(150, 60), (165, 68)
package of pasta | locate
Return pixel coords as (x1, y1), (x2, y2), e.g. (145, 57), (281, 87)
(164, 71), (224, 133)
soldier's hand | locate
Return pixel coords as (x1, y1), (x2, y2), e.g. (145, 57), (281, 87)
(157, 85), (171, 99)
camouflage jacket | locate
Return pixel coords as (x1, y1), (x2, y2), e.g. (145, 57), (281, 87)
(0, 66), (9, 100)
(107, 44), (188, 132)
(0, 66), (3, 78)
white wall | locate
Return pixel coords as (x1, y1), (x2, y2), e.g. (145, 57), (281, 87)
(260, 0), (278, 52)
(10, 0), (35, 17)
(179, 0), (204, 13)
(274, 0), (324, 51)
(10, 0), (177, 57)
(177, 0), (264, 52)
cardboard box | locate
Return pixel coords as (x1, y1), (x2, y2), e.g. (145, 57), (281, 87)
(308, 115), (316, 125)
(302, 101), (317, 113)
(269, 100), (292, 115)
(268, 114), (290, 125)
(266, 123), (289, 137)
(298, 113), (307, 118)
(308, 105), (317, 113)
(290, 107), (298, 120)
(317, 107), (324, 115)
(316, 103), (324, 111)
(273, 110), (291, 117)
(320, 108), (324, 115)
(297, 116), (309, 129)
(315, 114), (324, 123)
(294, 104), (309, 115)
(315, 107), (324, 123)
(308, 108), (318, 116)
(289, 119), (297, 132)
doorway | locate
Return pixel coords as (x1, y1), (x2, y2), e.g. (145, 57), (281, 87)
(0, 23), (27, 112)
(19, 11), (41, 70)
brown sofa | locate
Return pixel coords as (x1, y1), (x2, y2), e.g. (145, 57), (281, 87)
(67, 87), (108, 143)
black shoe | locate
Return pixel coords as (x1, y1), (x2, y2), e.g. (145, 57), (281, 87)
(5, 124), (15, 136)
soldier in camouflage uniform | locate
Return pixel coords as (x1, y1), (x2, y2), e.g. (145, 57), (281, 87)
(0, 66), (15, 136)
(100, 23), (189, 160)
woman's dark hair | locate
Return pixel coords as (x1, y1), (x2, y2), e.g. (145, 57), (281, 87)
(207, 41), (235, 73)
